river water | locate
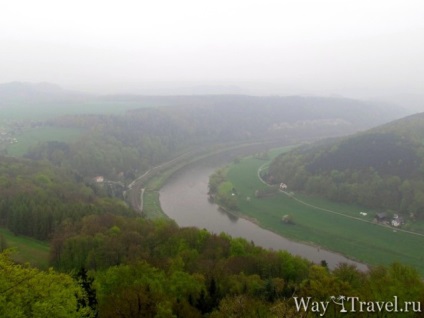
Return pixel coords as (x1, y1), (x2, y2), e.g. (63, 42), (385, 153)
(159, 149), (368, 271)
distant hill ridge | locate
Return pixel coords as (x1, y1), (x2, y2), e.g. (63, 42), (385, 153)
(0, 82), (64, 97)
(0, 82), (89, 106)
(1, 82), (409, 142)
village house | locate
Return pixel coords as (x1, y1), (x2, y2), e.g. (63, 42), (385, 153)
(279, 182), (288, 190)
(375, 212), (388, 222)
(94, 176), (104, 183)
(375, 212), (404, 227)
(391, 214), (404, 227)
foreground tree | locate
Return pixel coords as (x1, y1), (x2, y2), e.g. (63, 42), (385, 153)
(94, 261), (204, 317)
(0, 251), (92, 318)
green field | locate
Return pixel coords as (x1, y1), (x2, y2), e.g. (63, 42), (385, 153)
(0, 228), (50, 269)
(226, 151), (424, 274)
(142, 191), (167, 219)
(6, 127), (84, 157)
(1, 100), (157, 121)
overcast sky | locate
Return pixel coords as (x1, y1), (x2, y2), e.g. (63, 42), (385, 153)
(1, 0), (423, 97)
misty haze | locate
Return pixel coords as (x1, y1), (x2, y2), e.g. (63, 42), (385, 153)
(1, 1), (424, 317)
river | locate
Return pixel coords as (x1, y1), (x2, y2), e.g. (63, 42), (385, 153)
(159, 149), (368, 271)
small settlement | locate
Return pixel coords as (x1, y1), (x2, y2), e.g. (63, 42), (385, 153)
(372, 212), (404, 228)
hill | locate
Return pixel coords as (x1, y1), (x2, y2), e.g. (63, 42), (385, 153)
(115, 94), (408, 133)
(0, 82), (92, 120)
(0, 81), (408, 127)
(267, 112), (424, 219)
(6, 92), (406, 185)
(0, 82), (85, 103)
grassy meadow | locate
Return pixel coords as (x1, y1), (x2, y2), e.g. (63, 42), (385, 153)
(2, 99), (173, 156)
(0, 228), (50, 269)
(142, 191), (166, 219)
(226, 151), (424, 274)
(6, 127), (84, 157)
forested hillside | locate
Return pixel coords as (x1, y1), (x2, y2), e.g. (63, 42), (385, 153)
(107, 94), (407, 139)
(0, 156), (134, 240)
(2, 83), (407, 182)
(17, 94), (406, 181)
(267, 112), (424, 219)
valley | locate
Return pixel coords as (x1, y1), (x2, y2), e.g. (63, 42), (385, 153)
(1, 85), (423, 316)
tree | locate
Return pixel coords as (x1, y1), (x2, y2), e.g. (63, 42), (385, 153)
(94, 262), (171, 317)
(75, 267), (98, 317)
(209, 295), (270, 318)
(0, 251), (88, 318)
(363, 263), (424, 312)
(208, 169), (226, 195)
(216, 181), (238, 210)
(0, 234), (7, 252)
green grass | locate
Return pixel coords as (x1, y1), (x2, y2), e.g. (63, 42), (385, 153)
(227, 154), (424, 275)
(142, 191), (167, 219)
(0, 228), (50, 269)
(7, 127), (84, 157)
(404, 219), (424, 233)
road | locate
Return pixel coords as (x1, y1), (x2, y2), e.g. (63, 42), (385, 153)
(257, 163), (424, 238)
(126, 150), (198, 212)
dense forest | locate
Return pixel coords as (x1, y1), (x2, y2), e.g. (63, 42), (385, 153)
(0, 156), (134, 240)
(1, 85), (423, 316)
(3, 214), (424, 317)
(267, 112), (424, 220)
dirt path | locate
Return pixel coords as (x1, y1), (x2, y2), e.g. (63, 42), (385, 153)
(257, 164), (424, 238)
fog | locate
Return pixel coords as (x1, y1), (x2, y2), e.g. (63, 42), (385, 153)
(1, 0), (423, 102)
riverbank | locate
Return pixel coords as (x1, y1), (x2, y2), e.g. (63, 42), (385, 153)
(159, 148), (368, 270)
(225, 154), (424, 275)
(128, 140), (289, 218)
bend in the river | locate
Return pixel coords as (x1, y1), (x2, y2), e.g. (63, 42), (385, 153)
(158, 146), (368, 271)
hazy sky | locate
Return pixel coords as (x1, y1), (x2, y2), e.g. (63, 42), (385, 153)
(1, 0), (423, 97)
